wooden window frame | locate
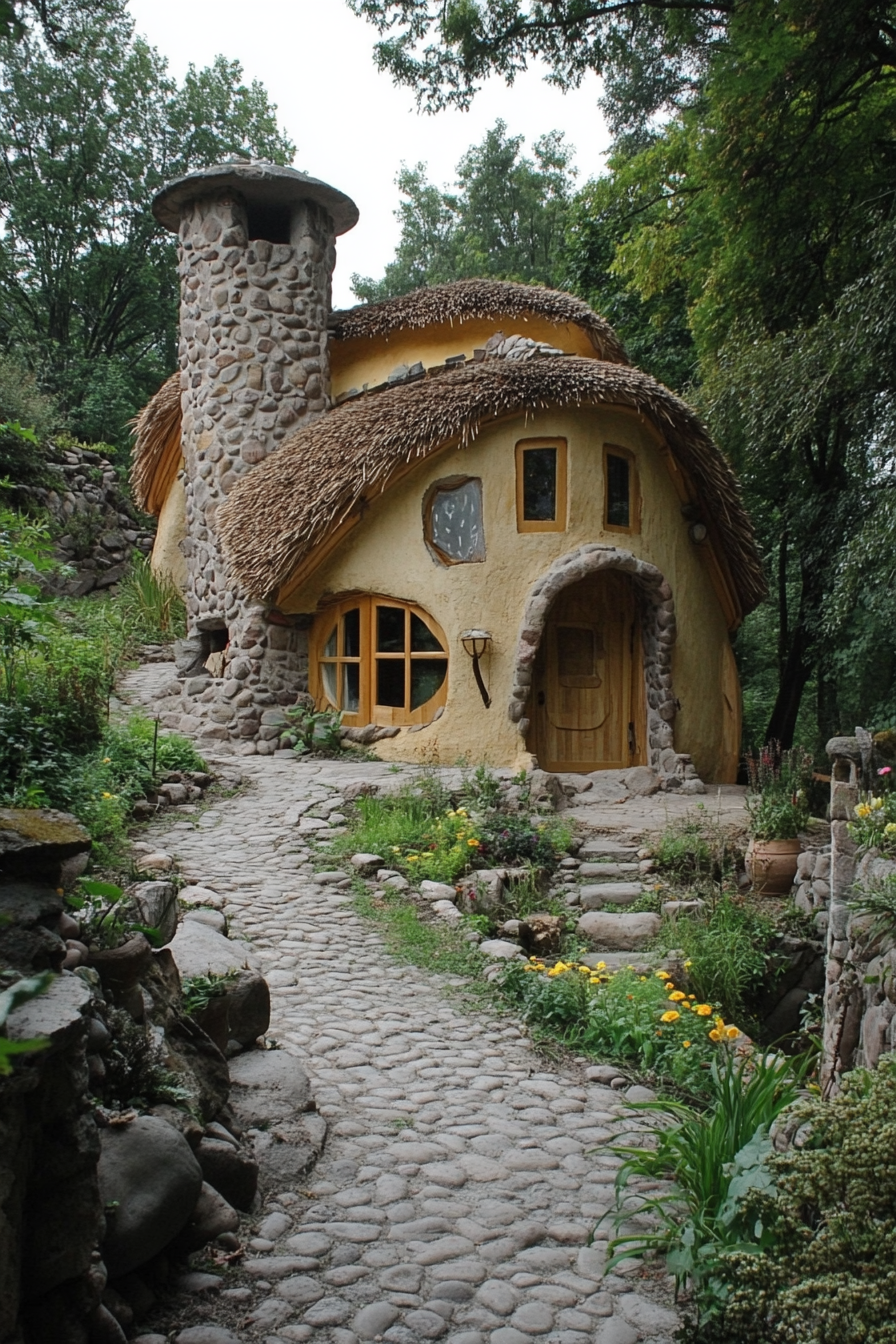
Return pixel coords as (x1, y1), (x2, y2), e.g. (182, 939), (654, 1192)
(422, 474), (486, 566)
(310, 595), (449, 728)
(603, 444), (640, 535)
(515, 437), (567, 533)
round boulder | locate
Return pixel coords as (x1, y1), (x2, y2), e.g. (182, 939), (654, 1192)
(98, 1116), (203, 1277)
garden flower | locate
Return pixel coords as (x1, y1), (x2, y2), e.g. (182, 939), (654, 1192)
(638, 976), (647, 982)
(467, 838), (480, 847)
(726, 1025), (740, 1040)
(596, 961), (606, 970)
(872, 797), (885, 811)
(708, 1027), (722, 1042)
(578, 966), (590, 974)
(655, 970), (671, 979)
(660, 1010), (681, 1023)
(684, 959), (693, 969)
(102, 791), (112, 799)
(879, 767), (893, 776)
(589, 977), (601, 985)
(669, 991), (687, 1002)
(682, 1040), (691, 1048)
(856, 802), (872, 818)
(886, 824), (896, 836)
(693, 1004), (712, 1016)
(103, 757), (111, 764)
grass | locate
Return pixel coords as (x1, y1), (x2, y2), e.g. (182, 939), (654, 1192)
(352, 883), (485, 979)
(657, 893), (778, 1029)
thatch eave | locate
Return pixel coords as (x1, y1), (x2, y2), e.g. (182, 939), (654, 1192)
(216, 356), (766, 615)
(130, 372), (181, 513)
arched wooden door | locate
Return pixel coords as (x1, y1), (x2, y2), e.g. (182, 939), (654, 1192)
(528, 570), (646, 772)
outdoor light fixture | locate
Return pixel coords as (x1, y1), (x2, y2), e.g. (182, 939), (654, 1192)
(688, 521), (708, 544)
(461, 629), (492, 708)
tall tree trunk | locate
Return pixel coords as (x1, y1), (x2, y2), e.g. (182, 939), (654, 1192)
(765, 623), (814, 746)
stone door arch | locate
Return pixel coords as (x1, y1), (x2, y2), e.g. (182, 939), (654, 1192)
(508, 545), (678, 773)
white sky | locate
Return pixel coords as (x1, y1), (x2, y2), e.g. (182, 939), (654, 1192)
(127, 0), (611, 308)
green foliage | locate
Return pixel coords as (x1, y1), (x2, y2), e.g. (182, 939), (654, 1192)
(0, 504), (57, 698)
(181, 972), (238, 1016)
(848, 791), (896, 858)
(659, 896), (776, 1028)
(285, 701), (345, 755)
(115, 553), (185, 645)
(691, 1057), (896, 1344)
(66, 877), (160, 949)
(100, 1006), (191, 1110)
(846, 872), (896, 946)
(0, 0), (294, 448)
(745, 744), (813, 841)
(499, 957), (744, 1096)
(351, 120), (577, 300)
(651, 811), (734, 883)
(608, 1050), (808, 1323)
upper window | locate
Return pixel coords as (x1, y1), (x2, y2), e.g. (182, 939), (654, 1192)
(424, 477), (486, 565)
(312, 596), (449, 727)
(604, 446), (639, 533)
(516, 438), (567, 533)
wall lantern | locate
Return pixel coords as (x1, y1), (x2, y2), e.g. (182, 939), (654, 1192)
(460, 629), (492, 708)
(688, 521), (708, 544)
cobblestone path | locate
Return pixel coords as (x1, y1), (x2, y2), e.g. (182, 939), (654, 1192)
(121, 667), (679, 1344)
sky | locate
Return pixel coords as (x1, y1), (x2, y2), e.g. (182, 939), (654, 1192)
(127, 0), (611, 308)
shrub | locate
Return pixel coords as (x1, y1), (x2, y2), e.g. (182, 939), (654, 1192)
(651, 809), (740, 882)
(608, 1050), (809, 1328)
(116, 553), (185, 644)
(659, 895), (777, 1027)
(745, 742), (814, 841)
(499, 957), (745, 1096)
(690, 1057), (896, 1344)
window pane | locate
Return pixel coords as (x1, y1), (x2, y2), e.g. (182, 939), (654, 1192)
(342, 662), (360, 714)
(430, 478), (485, 563)
(323, 625), (337, 658)
(377, 605), (405, 653)
(343, 607), (361, 657)
(522, 447), (557, 521)
(606, 454), (630, 527)
(411, 659), (447, 710)
(321, 661), (338, 706)
(376, 658), (405, 707)
(411, 613), (444, 652)
(558, 627), (596, 678)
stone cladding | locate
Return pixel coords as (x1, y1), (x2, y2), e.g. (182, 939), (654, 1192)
(170, 183), (338, 753)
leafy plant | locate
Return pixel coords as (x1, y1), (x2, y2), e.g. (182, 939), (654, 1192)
(0, 973), (52, 1075)
(116, 553), (185, 643)
(845, 872), (896, 946)
(100, 1007), (191, 1110)
(181, 971), (238, 1016)
(849, 790), (896, 857)
(285, 701), (345, 755)
(651, 809), (740, 883)
(690, 1056), (896, 1344)
(0, 505), (59, 700)
(745, 743), (814, 841)
(607, 1050), (810, 1324)
(67, 878), (160, 949)
(658, 895), (777, 1027)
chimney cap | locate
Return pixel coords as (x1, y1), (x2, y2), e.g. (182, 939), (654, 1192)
(152, 160), (359, 236)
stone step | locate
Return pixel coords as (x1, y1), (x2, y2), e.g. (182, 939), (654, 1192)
(576, 910), (661, 950)
(580, 883), (644, 909)
(578, 861), (641, 878)
(578, 839), (639, 859)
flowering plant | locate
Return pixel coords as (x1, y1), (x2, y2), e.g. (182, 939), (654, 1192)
(745, 742), (813, 840)
(399, 806), (483, 883)
(849, 787), (896, 855)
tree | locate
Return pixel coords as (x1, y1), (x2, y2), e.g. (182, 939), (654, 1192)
(352, 120), (576, 301)
(0, 0), (295, 446)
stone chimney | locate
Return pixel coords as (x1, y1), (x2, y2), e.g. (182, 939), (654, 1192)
(152, 162), (359, 753)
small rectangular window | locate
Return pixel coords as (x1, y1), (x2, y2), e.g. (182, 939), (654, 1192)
(516, 439), (567, 533)
(604, 446), (639, 533)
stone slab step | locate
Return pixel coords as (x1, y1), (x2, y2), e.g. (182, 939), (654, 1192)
(578, 839), (639, 859)
(580, 883), (643, 909)
(578, 861), (640, 878)
(576, 911), (661, 950)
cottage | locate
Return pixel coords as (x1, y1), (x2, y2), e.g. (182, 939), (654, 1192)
(132, 162), (765, 784)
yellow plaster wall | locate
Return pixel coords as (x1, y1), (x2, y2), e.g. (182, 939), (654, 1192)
(331, 316), (600, 399)
(150, 470), (188, 595)
(284, 406), (737, 782)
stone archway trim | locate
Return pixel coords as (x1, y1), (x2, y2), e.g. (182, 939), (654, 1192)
(508, 544), (678, 774)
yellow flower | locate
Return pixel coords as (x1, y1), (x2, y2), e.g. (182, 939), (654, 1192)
(682, 1040), (691, 1049)
(456, 808), (468, 816)
(726, 1025), (740, 1040)
(407, 856), (419, 863)
(660, 1010), (681, 1023)
(391, 846), (401, 852)
(708, 1028), (723, 1042)
(103, 757), (111, 764)
(639, 975), (647, 982)
(715, 1016), (726, 1030)
(579, 966), (591, 974)
(885, 822), (896, 835)
(655, 970), (671, 979)
(589, 977), (601, 985)
(102, 791), (112, 799)
(872, 797), (885, 811)
(596, 961), (607, 970)
(669, 991), (687, 1002)
(467, 838), (480, 847)
(547, 961), (569, 977)
(856, 802), (872, 819)
(694, 1004), (712, 1016)
(684, 959), (693, 969)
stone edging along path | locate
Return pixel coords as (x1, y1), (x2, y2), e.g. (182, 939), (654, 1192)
(120, 665), (681, 1344)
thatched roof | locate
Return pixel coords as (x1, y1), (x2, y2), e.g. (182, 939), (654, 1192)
(216, 356), (766, 613)
(130, 372), (181, 512)
(330, 279), (628, 365)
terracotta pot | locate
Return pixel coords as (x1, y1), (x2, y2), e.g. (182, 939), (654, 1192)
(746, 838), (801, 896)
